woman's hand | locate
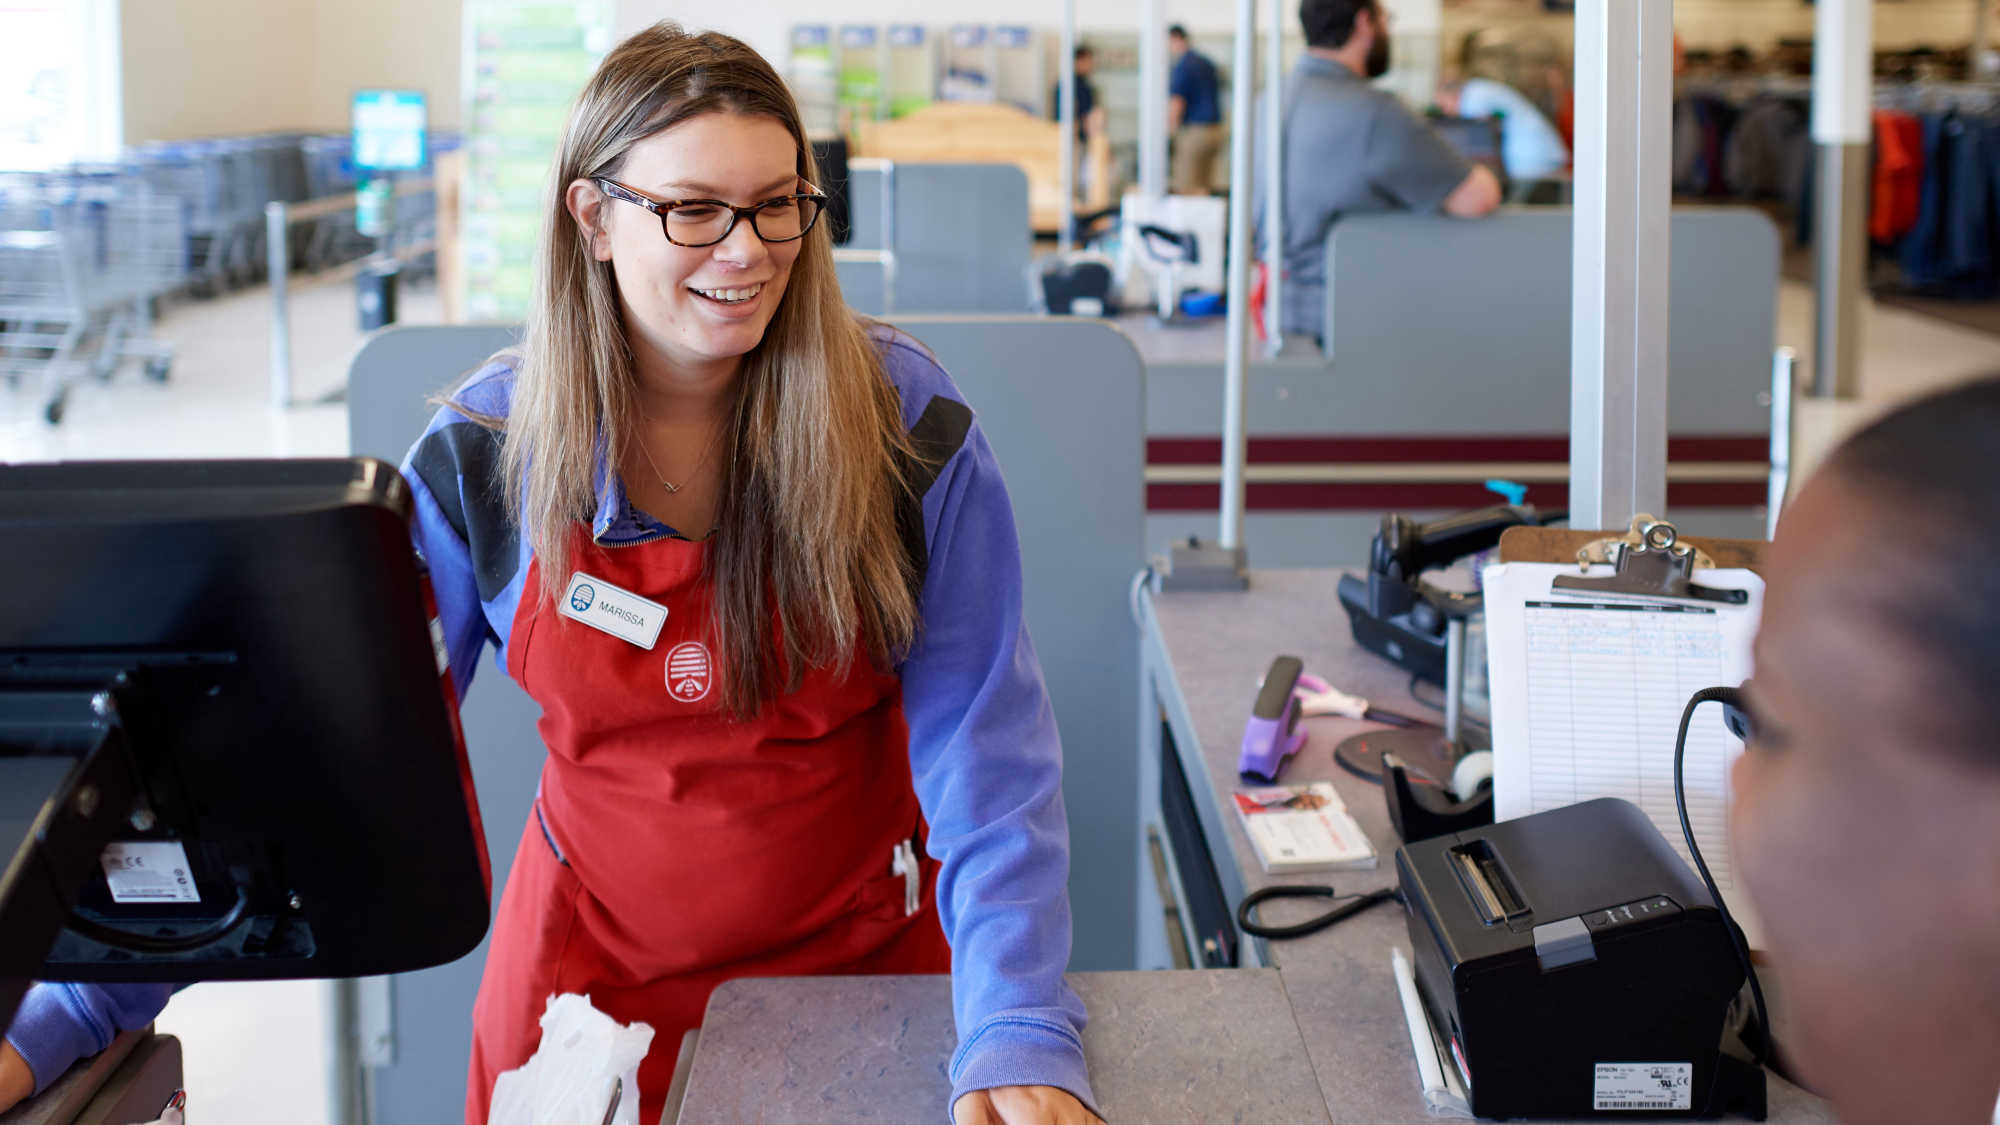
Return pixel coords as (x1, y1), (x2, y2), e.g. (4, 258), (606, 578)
(953, 1085), (1103, 1125)
(0, 1039), (34, 1112)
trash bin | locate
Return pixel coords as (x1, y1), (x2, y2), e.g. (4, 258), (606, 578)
(357, 261), (400, 332)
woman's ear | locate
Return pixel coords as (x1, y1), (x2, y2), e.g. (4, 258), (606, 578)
(565, 178), (614, 262)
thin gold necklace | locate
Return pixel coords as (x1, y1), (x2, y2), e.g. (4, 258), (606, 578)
(636, 417), (726, 495)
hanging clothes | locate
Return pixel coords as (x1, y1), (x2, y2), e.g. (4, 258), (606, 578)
(1725, 96), (1810, 202)
(1897, 113), (2000, 299)
(1871, 110), (1927, 245)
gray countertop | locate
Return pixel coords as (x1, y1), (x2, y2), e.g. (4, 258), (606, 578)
(673, 971), (1332, 1124)
(664, 569), (1831, 1124)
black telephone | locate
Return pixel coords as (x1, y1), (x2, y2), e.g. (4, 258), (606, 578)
(1335, 505), (1561, 685)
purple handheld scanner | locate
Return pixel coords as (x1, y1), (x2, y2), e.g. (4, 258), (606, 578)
(1239, 655), (1307, 783)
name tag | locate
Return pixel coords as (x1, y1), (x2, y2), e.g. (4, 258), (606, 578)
(558, 571), (668, 649)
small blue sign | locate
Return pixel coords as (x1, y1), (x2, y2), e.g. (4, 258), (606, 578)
(569, 584), (596, 613)
(352, 89), (427, 172)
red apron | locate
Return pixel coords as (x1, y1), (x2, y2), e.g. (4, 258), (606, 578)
(463, 529), (950, 1125)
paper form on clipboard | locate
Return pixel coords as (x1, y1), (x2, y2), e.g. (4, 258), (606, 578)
(1481, 561), (1765, 947)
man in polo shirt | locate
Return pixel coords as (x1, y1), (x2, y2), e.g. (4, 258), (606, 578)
(1167, 26), (1223, 195)
(1277, 0), (1501, 342)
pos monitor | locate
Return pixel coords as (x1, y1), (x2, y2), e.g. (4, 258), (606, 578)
(0, 459), (490, 1033)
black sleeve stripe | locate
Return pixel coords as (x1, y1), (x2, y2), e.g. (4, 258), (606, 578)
(409, 421), (522, 603)
(895, 394), (974, 591)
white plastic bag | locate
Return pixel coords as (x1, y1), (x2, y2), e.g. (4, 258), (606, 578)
(488, 993), (655, 1125)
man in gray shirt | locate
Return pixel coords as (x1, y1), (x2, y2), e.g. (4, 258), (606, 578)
(1278, 0), (1500, 341)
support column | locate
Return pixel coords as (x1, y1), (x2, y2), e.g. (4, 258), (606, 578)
(1810, 0), (1871, 400)
(1138, 0), (1169, 198)
(1059, 0), (1076, 254)
(1263, 0), (1285, 351)
(1977, 0), (1993, 78)
(1220, 0), (1258, 551)
(1570, 0), (1674, 529)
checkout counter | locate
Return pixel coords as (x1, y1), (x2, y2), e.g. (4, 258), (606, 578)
(0, 1033), (180, 1125)
(658, 567), (1835, 1122)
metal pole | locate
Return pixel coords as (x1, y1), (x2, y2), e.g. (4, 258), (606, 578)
(1569, 0), (1673, 530)
(1263, 0), (1285, 353)
(327, 979), (359, 1125)
(1810, 0), (1871, 400)
(1767, 347), (1797, 538)
(1977, 0), (1993, 78)
(1138, 0), (1169, 197)
(880, 160), (897, 315)
(1220, 0), (1258, 550)
(1443, 617), (1466, 745)
(1059, 0), (1077, 255)
(267, 200), (291, 409)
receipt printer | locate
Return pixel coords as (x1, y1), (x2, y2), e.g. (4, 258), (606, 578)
(1396, 798), (1766, 1119)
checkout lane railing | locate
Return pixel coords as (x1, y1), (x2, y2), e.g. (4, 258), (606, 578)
(265, 177), (436, 408)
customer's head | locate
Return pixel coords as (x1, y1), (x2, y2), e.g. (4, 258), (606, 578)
(1300, 0), (1391, 78)
(1168, 25), (1189, 58)
(1074, 44), (1095, 76)
(1734, 377), (2000, 1124)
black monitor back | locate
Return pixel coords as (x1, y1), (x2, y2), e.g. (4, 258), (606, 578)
(0, 459), (490, 999)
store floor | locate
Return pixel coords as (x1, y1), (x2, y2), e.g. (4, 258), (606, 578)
(3, 274), (1998, 1120)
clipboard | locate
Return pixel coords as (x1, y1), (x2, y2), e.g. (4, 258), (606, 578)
(1498, 517), (1767, 575)
(1483, 514), (1768, 948)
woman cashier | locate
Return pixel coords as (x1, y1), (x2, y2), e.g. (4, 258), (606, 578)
(1, 23), (1101, 1125)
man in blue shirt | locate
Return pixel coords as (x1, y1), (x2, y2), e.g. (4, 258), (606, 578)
(1051, 44), (1102, 143)
(1167, 26), (1223, 195)
(1437, 76), (1570, 182)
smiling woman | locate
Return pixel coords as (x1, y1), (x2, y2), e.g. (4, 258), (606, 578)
(0, 21), (1102, 1125)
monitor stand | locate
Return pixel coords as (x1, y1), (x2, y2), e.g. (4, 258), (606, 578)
(0, 681), (141, 1033)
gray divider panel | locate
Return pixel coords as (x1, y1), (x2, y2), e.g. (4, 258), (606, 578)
(891, 316), (1145, 974)
(839, 164), (1034, 315)
(1323, 207), (1779, 393)
(348, 318), (1142, 1124)
(347, 324), (534, 1125)
(1134, 207), (1779, 566)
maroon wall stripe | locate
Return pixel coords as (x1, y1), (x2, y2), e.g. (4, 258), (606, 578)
(1145, 435), (1770, 465)
(1146, 480), (1768, 513)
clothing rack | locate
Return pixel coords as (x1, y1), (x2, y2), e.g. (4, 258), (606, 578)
(1871, 81), (2000, 117)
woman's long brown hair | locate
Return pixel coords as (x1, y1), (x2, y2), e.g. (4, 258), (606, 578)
(478, 22), (918, 717)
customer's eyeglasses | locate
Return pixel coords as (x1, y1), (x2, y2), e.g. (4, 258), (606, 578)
(593, 177), (827, 247)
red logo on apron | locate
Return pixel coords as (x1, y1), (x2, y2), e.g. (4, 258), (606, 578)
(664, 641), (713, 702)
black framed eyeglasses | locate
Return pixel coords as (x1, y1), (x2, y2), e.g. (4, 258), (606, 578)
(593, 177), (827, 247)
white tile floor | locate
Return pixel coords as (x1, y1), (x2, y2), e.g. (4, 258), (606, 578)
(6, 274), (2000, 1123)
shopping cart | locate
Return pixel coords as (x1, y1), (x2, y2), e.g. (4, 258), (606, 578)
(0, 171), (185, 423)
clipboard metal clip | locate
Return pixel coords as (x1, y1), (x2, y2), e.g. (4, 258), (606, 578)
(1553, 515), (1750, 606)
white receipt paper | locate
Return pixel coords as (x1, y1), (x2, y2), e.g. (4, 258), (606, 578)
(1482, 562), (1764, 946)
(1392, 948), (1472, 1118)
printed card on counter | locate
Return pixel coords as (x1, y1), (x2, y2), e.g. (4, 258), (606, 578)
(1232, 782), (1378, 873)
